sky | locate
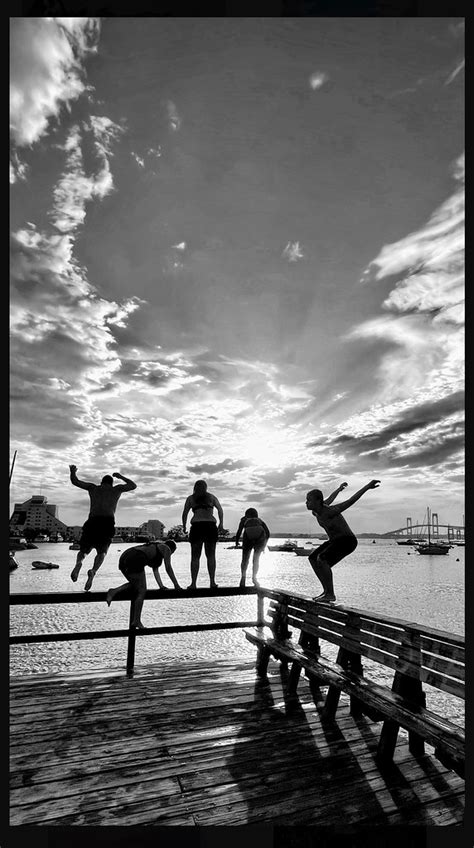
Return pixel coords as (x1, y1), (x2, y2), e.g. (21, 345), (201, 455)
(10, 17), (464, 534)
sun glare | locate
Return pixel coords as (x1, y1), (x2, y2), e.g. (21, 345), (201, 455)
(241, 426), (296, 468)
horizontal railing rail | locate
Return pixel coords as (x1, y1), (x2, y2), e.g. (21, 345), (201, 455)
(10, 587), (263, 673)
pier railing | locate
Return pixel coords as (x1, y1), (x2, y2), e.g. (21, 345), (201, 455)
(10, 587), (263, 673)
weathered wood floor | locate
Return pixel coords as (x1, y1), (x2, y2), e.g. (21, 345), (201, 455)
(10, 658), (464, 826)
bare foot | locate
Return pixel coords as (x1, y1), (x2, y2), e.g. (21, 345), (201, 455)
(70, 566), (81, 582)
(210, 583), (218, 589)
(106, 589), (114, 607)
(84, 569), (94, 592)
(313, 593), (336, 603)
(187, 584), (197, 590)
(131, 622), (145, 629)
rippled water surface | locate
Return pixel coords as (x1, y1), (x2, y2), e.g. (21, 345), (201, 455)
(10, 538), (464, 724)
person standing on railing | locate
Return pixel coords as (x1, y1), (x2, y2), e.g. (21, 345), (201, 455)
(106, 540), (181, 629)
(69, 465), (137, 591)
(182, 479), (224, 589)
(306, 480), (380, 603)
(234, 508), (270, 587)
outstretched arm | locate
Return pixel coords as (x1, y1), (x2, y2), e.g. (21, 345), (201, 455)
(113, 472), (137, 491)
(152, 566), (166, 589)
(159, 546), (181, 589)
(69, 465), (94, 491)
(324, 482), (348, 506)
(336, 480), (380, 513)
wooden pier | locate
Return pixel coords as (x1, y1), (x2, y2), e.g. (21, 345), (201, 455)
(9, 588), (465, 826)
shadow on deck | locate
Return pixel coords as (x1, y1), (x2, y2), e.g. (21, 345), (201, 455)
(10, 658), (464, 826)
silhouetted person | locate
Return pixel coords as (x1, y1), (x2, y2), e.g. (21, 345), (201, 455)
(182, 479), (224, 589)
(235, 507), (270, 587)
(69, 464), (137, 591)
(106, 540), (180, 628)
(306, 480), (380, 602)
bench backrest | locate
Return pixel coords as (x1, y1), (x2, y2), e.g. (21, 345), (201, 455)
(263, 588), (464, 700)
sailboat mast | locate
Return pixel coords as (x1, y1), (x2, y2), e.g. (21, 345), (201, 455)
(427, 507), (430, 545)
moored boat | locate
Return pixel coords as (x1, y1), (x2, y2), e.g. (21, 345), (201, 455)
(268, 539), (299, 552)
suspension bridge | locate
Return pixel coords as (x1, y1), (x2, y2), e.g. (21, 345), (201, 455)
(381, 514), (465, 541)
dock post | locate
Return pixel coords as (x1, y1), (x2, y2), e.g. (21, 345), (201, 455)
(126, 602), (137, 674)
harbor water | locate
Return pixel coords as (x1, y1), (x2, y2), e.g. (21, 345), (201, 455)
(10, 538), (464, 727)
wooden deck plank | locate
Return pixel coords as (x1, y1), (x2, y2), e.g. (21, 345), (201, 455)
(10, 658), (464, 826)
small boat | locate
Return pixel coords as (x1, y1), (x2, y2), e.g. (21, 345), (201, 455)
(415, 508), (450, 556)
(111, 535), (124, 543)
(9, 554), (19, 571)
(35, 534), (50, 542)
(69, 542), (80, 550)
(32, 561), (60, 569)
(397, 538), (422, 546)
(268, 539), (299, 552)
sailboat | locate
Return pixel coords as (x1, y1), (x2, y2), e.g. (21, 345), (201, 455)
(415, 508), (450, 555)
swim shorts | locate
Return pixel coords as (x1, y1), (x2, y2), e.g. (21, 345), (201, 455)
(310, 535), (358, 566)
(79, 516), (115, 554)
(189, 522), (219, 544)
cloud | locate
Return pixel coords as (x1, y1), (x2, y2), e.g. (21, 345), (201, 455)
(50, 117), (124, 233)
(445, 59), (465, 86)
(172, 242), (186, 251)
(352, 153), (464, 401)
(309, 71), (329, 90)
(187, 459), (249, 475)
(131, 152), (145, 168)
(10, 17), (100, 148)
(282, 241), (304, 262)
(166, 100), (181, 132)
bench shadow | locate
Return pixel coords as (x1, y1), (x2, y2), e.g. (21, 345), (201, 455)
(222, 661), (395, 825)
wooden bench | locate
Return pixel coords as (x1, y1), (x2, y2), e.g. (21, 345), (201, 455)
(245, 588), (465, 778)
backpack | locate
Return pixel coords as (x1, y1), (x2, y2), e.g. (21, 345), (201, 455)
(243, 517), (265, 540)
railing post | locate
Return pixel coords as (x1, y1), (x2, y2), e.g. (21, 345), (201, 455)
(126, 601), (136, 674)
(257, 589), (264, 627)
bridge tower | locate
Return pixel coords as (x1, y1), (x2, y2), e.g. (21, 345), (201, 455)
(432, 512), (439, 537)
(406, 517), (412, 536)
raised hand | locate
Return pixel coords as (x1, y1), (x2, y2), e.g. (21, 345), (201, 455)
(69, 464), (77, 473)
(339, 482), (348, 491)
(113, 472), (123, 479)
(367, 479), (381, 489)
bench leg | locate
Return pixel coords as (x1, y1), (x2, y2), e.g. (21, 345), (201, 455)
(378, 718), (400, 761)
(288, 661), (302, 694)
(256, 645), (271, 677)
(322, 684), (341, 720)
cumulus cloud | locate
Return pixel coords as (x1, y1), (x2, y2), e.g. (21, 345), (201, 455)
(282, 241), (304, 262)
(10, 17), (100, 148)
(131, 152), (145, 168)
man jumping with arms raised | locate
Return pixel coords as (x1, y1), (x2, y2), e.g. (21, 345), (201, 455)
(69, 465), (137, 591)
(306, 479), (380, 603)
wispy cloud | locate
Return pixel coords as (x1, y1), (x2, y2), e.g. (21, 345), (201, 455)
(166, 100), (181, 132)
(445, 59), (465, 86)
(282, 241), (304, 262)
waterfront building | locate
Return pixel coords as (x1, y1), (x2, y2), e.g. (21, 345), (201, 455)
(10, 495), (69, 538)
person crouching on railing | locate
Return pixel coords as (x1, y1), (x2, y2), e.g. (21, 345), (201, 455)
(235, 508), (270, 588)
(106, 540), (181, 629)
